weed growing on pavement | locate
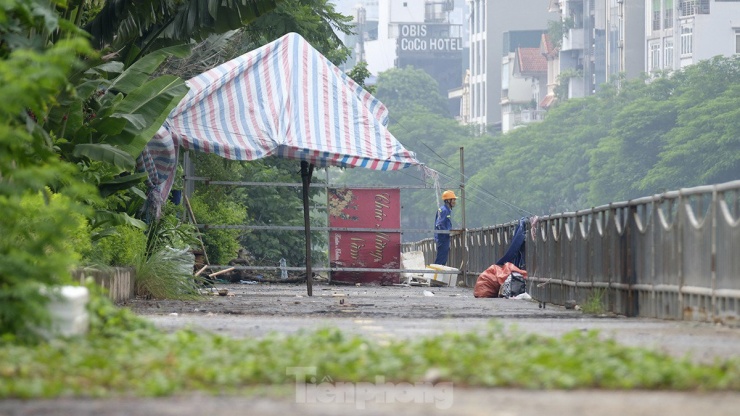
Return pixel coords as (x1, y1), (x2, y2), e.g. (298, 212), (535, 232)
(1, 298), (739, 398)
(581, 288), (607, 315)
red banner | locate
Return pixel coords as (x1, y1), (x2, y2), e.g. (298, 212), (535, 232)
(328, 188), (401, 284)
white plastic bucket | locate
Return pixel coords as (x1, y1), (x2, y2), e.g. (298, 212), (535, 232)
(44, 285), (90, 337)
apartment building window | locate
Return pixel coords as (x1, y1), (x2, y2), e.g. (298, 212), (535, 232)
(680, 25), (693, 56)
(652, 0), (661, 31)
(651, 0), (660, 30)
(664, 0), (673, 29)
(664, 38), (674, 69)
(650, 42), (661, 72)
(679, 0), (695, 17)
(736, 30), (740, 54)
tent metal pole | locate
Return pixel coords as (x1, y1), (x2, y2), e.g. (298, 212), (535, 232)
(460, 147), (467, 284)
(301, 161), (315, 296)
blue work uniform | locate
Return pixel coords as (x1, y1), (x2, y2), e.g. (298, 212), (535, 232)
(434, 203), (453, 265)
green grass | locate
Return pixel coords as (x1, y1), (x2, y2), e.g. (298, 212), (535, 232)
(1, 294), (739, 398)
(581, 288), (607, 315)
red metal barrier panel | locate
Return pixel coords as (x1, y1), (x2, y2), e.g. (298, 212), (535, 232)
(329, 188), (401, 284)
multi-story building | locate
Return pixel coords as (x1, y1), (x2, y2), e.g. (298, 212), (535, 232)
(501, 31), (548, 132)
(646, 0), (740, 73)
(468, 0), (553, 131)
(345, 0), (468, 116)
(539, 33), (560, 110)
(548, 0), (645, 98)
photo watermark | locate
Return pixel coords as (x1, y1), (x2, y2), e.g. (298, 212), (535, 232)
(287, 367), (454, 410)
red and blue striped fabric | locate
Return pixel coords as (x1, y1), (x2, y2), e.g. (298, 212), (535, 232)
(138, 32), (421, 214)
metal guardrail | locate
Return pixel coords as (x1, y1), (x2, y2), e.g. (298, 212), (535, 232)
(403, 180), (740, 322)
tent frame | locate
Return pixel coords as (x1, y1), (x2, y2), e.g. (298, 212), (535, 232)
(181, 153), (450, 295)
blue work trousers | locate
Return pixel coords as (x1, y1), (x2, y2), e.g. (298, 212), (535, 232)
(434, 235), (450, 266)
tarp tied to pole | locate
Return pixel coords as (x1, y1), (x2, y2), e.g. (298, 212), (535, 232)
(138, 32), (424, 296)
(139, 32), (422, 215)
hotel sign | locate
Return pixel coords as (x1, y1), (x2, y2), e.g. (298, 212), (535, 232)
(397, 23), (463, 53)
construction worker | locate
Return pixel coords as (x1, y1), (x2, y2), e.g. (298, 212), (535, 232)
(434, 190), (457, 265)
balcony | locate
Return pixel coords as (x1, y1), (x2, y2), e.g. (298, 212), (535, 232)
(679, 0), (710, 17)
(512, 109), (547, 128)
(561, 28), (584, 52)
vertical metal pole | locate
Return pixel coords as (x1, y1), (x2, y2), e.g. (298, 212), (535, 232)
(183, 151), (195, 202)
(460, 147), (467, 285)
(301, 161), (314, 296)
(326, 168), (332, 284)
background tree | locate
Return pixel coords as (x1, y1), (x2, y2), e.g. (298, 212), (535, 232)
(158, 0), (353, 79)
(347, 60), (375, 94)
(335, 66), (488, 239)
(374, 66), (450, 119)
(84, 0), (288, 64)
(190, 153), (327, 268)
(336, 56), (740, 239)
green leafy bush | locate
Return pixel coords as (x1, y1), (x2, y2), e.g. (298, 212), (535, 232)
(189, 193), (246, 264)
(86, 224), (147, 266)
(1, 3), (97, 342)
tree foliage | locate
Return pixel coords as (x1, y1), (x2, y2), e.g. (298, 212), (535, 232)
(1, 0), (98, 342)
(190, 153), (327, 267)
(465, 56), (740, 225)
(338, 56), (740, 234)
(84, 0), (287, 63)
(157, 0), (353, 79)
(375, 66), (450, 119)
(335, 69), (487, 238)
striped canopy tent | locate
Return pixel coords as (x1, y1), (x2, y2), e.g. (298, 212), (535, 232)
(139, 32), (423, 295)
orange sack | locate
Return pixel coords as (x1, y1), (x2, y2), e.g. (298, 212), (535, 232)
(474, 262), (527, 298)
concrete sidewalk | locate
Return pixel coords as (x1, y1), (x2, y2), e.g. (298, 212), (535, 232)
(3, 284), (739, 416)
(3, 388), (740, 416)
(130, 283), (740, 363)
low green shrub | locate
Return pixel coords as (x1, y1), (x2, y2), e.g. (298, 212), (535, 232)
(133, 246), (204, 300)
(0, 189), (93, 344)
(189, 193), (245, 264)
(86, 225), (147, 266)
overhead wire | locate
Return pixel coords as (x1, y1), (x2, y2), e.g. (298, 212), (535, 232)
(387, 115), (536, 219)
(429, 167), (534, 218)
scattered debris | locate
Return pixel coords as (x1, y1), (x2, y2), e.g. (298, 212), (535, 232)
(423, 290), (435, 297)
(210, 267), (236, 278)
(218, 289), (228, 296)
(565, 299), (577, 309)
(194, 264), (209, 277)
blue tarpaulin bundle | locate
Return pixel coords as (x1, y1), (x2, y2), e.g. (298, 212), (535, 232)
(495, 217), (527, 270)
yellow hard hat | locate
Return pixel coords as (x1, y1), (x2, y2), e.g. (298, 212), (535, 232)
(442, 190), (457, 200)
